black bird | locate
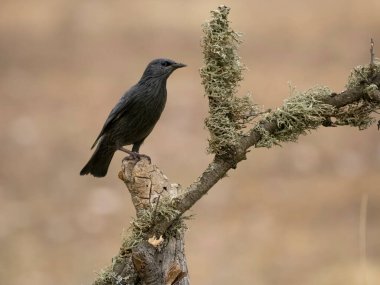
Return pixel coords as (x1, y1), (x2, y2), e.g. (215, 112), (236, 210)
(80, 58), (186, 177)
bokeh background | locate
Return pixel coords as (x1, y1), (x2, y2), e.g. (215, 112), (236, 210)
(1, 0), (380, 284)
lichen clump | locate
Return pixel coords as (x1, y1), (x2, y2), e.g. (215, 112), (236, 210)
(255, 86), (335, 148)
(254, 60), (380, 148)
(200, 5), (255, 155)
(121, 198), (183, 252)
(346, 61), (380, 90)
(334, 96), (378, 130)
(335, 62), (380, 129)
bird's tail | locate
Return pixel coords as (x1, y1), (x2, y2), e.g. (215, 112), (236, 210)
(80, 141), (115, 178)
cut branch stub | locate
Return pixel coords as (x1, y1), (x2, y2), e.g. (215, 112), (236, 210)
(116, 159), (189, 285)
(119, 159), (179, 217)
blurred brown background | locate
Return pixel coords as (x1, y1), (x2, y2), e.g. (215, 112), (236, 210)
(1, 0), (380, 284)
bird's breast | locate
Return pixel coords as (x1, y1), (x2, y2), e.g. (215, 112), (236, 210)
(114, 83), (167, 145)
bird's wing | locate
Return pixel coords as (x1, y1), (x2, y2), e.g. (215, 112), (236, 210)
(90, 87), (138, 149)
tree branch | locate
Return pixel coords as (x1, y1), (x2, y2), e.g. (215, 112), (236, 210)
(171, 73), (380, 224)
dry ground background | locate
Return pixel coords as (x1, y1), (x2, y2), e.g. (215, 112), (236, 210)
(1, 0), (380, 284)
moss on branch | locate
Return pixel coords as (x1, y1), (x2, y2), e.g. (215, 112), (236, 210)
(200, 5), (259, 155)
(254, 85), (335, 147)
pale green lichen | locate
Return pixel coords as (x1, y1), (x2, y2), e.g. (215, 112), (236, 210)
(255, 85), (334, 148)
(200, 5), (258, 155)
(94, 267), (131, 285)
(254, 62), (380, 148)
(334, 98), (378, 130)
(335, 62), (380, 129)
(346, 61), (380, 90)
(254, 60), (380, 148)
(365, 83), (379, 97)
(121, 197), (187, 253)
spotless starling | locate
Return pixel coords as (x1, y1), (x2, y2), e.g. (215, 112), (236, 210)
(80, 58), (186, 177)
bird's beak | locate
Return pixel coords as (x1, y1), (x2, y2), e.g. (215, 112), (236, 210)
(173, 62), (186, 69)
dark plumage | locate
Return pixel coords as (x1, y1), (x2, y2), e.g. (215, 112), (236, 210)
(80, 58), (186, 177)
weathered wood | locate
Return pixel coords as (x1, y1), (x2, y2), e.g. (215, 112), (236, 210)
(93, 159), (188, 285)
(121, 159), (189, 285)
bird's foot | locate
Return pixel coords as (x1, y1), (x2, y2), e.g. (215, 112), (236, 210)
(122, 152), (151, 163)
(119, 147), (151, 163)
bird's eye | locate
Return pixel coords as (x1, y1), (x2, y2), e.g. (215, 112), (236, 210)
(161, 61), (171, 67)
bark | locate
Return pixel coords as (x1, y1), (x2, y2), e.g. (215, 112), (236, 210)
(93, 159), (188, 285)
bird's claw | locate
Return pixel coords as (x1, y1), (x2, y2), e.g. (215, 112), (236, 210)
(122, 152), (151, 164)
(138, 153), (152, 163)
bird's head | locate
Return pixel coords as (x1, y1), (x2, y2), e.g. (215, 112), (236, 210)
(141, 58), (186, 80)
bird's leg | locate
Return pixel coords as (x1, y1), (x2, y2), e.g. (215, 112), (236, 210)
(119, 147), (151, 163)
(119, 147), (138, 160)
